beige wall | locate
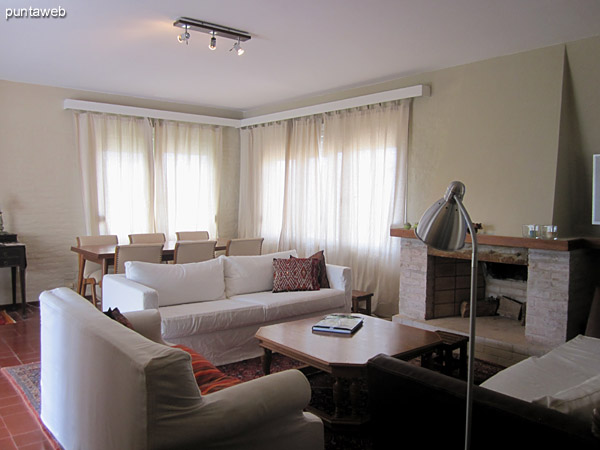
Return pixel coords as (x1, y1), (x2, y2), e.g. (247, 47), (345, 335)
(1, 35), (599, 306)
(553, 37), (600, 237)
(246, 36), (600, 240)
(0, 81), (241, 305)
(405, 45), (564, 237)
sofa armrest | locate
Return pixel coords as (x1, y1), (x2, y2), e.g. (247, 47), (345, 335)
(326, 264), (352, 311)
(151, 369), (321, 449)
(102, 274), (159, 312)
(122, 309), (166, 345)
(201, 369), (311, 428)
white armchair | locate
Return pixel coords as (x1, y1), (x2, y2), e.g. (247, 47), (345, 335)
(40, 288), (323, 450)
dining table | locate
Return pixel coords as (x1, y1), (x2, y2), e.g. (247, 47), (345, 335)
(71, 238), (229, 296)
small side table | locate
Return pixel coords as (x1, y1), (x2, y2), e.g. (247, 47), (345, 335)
(433, 330), (469, 379)
(351, 290), (373, 316)
(0, 238), (27, 316)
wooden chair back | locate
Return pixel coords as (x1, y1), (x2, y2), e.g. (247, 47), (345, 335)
(225, 238), (264, 256)
(176, 231), (210, 241)
(174, 240), (217, 264)
(114, 243), (163, 274)
(128, 233), (166, 244)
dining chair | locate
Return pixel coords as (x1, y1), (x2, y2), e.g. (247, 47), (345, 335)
(225, 237), (264, 256)
(76, 234), (118, 309)
(176, 231), (210, 241)
(174, 240), (217, 264)
(128, 233), (166, 244)
(114, 243), (163, 274)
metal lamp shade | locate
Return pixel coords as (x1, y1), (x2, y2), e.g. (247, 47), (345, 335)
(416, 198), (467, 251)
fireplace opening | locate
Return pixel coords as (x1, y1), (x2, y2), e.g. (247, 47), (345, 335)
(427, 256), (529, 321)
(484, 262), (528, 282)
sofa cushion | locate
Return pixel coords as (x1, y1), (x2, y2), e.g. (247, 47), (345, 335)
(292, 250), (330, 288)
(273, 258), (320, 292)
(173, 344), (242, 395)
(125, 258), (226, 307)
(223, 250), (298, 297)
(533, 373), (600, 424)
(481, 335), (600, 402)
(232, 288), (346, 322)
(159, 299), (266, 339)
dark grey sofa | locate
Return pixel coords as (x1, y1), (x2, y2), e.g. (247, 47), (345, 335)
(366, 354), (599, 449)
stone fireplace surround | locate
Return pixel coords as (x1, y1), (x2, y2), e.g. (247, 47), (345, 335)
(391, 228), (598, 366)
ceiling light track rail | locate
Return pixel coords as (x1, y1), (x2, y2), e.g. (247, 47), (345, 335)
(173, 17), (251, 50)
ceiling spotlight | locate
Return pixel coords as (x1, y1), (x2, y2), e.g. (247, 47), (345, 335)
(209, 31), (217, 50)
(177, 25), (190, 44)
(230, 38), (244, 55)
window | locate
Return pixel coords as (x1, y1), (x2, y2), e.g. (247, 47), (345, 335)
(76, 112), (222, 242)
(239, 100), (411, 315)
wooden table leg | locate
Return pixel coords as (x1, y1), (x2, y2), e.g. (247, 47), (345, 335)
(77, 255), (85, 295)
(11, 266), (16, 308)
(19, 267), (26, 316)
(261, 348), (272, 375)
(350, 379), (360, 418)
(333, 377), (343, 418)
(458, 340), (468, 379)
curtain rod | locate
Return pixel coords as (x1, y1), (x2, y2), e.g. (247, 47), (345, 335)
(63, 100), (240, 127)
(63, 85), (430, 129)
(240, 85), (430, 127)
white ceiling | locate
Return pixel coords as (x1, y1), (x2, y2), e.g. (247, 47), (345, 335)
(2, 0), (600, 114)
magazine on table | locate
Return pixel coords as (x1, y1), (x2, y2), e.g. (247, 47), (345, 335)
(312, 313), (364, 335)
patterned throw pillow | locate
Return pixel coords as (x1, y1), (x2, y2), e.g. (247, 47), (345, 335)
(173, 344), (242, 395)
(272, 257), (320, 293)
(104, 307), (135, 330)
(292, 250), (330, 288)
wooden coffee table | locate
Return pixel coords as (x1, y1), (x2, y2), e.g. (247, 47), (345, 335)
(255, 314), (442, 426)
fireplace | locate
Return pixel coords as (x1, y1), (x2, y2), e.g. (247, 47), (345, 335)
(392, 229), (596, 363)
(427, 256), (486, 319)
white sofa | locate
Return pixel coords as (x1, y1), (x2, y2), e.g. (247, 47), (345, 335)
(40, 287), (324, 450)
(102, 250), (352, 365)
(481, 334), (600, 425)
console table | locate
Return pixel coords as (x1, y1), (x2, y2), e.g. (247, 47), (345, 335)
(0, 235), (27, 315)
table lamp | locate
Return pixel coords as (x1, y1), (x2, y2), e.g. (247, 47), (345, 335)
(415, 180), (478, 450)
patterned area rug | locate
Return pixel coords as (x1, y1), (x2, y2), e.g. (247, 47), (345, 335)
(1, 363), (62, 449)
(2, 355), (504, 450)
(2, 363), (40, 412)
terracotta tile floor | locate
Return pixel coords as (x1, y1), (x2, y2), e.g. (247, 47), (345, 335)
(0, 305), (57, 449)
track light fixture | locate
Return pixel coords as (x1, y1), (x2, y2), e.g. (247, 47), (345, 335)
(173, 17), (251, 55)
(177, 25), (190, 45)
(209, 31), (217, 50)
(230, 38), (244, 55)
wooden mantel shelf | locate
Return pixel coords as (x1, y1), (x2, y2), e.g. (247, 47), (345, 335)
(390, 228), (597, 252)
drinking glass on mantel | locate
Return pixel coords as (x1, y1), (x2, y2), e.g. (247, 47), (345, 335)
(539, 225), (558, 240)
(522, 224), (539, 239)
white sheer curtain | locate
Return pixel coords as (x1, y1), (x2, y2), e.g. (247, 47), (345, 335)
(76, 112), (223, 244)
(75, 112), (154, 243)
(154, 120), (222, 240)
(239, 121), (289, 254)
(238, 100), (411, 316)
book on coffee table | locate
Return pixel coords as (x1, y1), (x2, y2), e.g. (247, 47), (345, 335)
(312, 314), (364, 334)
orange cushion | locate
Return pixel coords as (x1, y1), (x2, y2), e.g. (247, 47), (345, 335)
(173, 344), (242, 394)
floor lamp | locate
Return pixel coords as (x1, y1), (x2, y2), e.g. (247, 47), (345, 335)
(415, 181), (478, 450)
